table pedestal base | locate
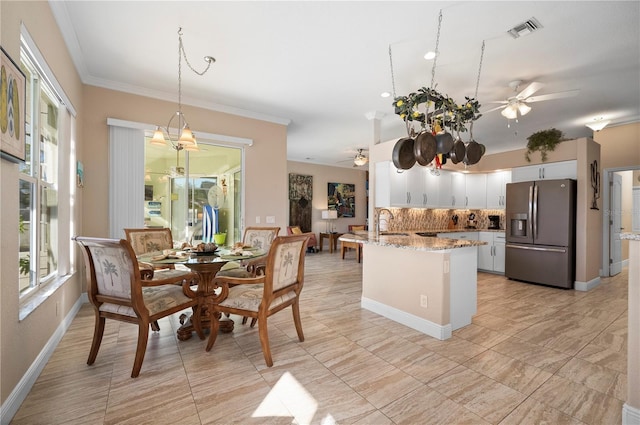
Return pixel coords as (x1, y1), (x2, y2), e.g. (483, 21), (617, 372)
(177, 310), (234, 341)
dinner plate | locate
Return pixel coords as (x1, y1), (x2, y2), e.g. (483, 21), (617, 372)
(193, 249), (219, 256)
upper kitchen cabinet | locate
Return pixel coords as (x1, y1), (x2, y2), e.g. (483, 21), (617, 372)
(485, 170), (511, 209)
(511, 160), (577, 182)
(375, 161), (439, 208)
(465, 173), (487, 209)
(438, 170), (466, 208)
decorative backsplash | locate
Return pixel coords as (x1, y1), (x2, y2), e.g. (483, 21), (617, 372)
(375, 208), (506, 231)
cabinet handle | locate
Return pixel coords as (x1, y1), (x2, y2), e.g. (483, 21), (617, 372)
(407, 192), (410, 204)
(452, 196), (455, 206)
(466, 196), (468, 206)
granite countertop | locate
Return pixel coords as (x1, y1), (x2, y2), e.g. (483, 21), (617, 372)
(339, 231), (487, 252)
(621, 232), (640, 241)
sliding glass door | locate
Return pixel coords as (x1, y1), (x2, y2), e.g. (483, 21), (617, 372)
(144, 139), (242, 246)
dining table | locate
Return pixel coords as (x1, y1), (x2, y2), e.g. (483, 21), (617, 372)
(138, 247), (266, 341)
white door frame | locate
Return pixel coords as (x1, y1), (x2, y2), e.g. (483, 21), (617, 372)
(602, 165), (640, 276)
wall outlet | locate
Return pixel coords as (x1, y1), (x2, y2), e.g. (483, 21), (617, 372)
(256, 216), (261, 224)
(266, 216), (275, 224)
(420, 295), (428, 308)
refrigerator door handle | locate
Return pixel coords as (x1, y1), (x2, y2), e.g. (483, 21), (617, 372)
(528, 185), (534, 238)
(533, 184), (539, 239)
(506, 244), (567, 253)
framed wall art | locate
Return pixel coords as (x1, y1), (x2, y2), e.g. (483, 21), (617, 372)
(328, 182), (355, 218)
(1, 46), (27, 163)
(289, 173), (313, 231)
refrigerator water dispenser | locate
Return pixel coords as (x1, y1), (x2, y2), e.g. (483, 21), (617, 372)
(510, 214), (528, 237)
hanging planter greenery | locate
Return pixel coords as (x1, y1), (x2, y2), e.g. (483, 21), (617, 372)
(525, 128), (565, 162)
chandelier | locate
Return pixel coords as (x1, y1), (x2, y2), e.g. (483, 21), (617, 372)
(150, 27), (215, 153)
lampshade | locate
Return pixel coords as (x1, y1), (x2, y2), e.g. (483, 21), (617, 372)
(321, 210), (338, 220)
(178, 126), (196, 145)
(501, 105), (518, 120)
(354, 155), (368, 166)
(586, 118), (610, 132)
(183, 139), (199, 151)
(150, 128), (167, 146)
(517, 103), (531, 116)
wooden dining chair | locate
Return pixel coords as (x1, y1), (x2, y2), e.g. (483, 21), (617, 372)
(124, 227), (176, 270)
(73, 236), (202, 378)
(206, 234), (310, 367)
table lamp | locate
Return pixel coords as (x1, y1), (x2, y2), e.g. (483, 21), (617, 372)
(322, 209), (338, 232)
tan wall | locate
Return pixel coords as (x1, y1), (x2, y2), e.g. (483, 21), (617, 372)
(621, 171), (634, 260)
(82, 86), (289, 239)
(576, 138), (602, 283)
(287, 161), (368, 236)
(1, 0), (84, 406)
(595, 122), (640, 170)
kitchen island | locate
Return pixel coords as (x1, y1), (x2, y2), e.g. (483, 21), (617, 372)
(339, 231), (486, 340)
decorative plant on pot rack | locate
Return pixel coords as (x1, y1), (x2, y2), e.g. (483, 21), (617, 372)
(525, 128), (566, 162)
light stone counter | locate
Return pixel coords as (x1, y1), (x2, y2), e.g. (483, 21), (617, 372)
(343, 231), (486, 341)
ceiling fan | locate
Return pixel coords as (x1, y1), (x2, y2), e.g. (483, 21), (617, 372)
(484, 80), (579, 119)
(337, 148), (369, 167)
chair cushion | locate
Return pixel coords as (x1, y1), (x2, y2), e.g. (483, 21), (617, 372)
(290, 226), (302, 235)
(219, 284), (296, 312)
(220, 261), (241, 271)
(216, 268), (254, 278)
(99, 285), (193, 318)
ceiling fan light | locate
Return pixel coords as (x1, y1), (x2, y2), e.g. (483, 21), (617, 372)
(501, 105), (518, 120)
(150, 128), (167, 146)
(354, 155), (368, 166)
(518, 103), (532, 116)
(585, 119), (610, 132)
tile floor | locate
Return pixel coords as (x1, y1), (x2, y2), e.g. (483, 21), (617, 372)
(10, 250), (628, 424)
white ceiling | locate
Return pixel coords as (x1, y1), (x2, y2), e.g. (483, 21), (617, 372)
(51, 1), (640, 168)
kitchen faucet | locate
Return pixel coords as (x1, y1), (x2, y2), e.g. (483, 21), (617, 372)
(375, 208), (394, 236)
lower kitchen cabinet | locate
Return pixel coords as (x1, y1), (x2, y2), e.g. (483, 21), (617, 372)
(478, 231), (505, 273)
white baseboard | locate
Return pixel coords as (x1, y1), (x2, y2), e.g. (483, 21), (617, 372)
(361, 296), (452, 340)
(0, 294), (88, 425)
(574, 276), (601, 291)
(623, 403), (640, 425)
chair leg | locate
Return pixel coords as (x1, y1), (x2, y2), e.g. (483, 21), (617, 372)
(292, 300), (305, 342)
(206, 311), (221, 351)
(131, 322), (150, 378)
(257, 315), (273, 367)
(341, 245), (346, 259)
(87, 315), (106, 366)
(151, 320), (160, 332)
(242, 316), (248, 325)
(250, 318), (257, 328)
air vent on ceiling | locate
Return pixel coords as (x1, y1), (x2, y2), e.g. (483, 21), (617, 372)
(507, 17), (543, 39)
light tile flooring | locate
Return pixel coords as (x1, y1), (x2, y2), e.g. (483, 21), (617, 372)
(11, 250), (628, 424)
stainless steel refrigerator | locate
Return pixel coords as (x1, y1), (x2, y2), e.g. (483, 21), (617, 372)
(505, 179), (576, 289)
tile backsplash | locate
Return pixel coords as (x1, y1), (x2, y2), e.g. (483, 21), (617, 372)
(374, 208), (506, 231)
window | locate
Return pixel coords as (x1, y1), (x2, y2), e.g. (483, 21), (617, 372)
(18, 44), (62, 297)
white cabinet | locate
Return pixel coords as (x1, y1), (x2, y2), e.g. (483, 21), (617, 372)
(438, 170), (466, 208)
(486, 170), (511, 209)
(477, 231), (506, 273)
(375, 161), (439, 208)
(437, 231), (479, 241)
(511, 160), (576, 182)
(465, 174), (487, 209)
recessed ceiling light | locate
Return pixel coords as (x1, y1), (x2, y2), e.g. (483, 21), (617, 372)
(424, 51), (436, 60)
(381, 92), (391, 98)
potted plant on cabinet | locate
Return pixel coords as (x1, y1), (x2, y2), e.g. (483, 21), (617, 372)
(525, 128), (565, 162)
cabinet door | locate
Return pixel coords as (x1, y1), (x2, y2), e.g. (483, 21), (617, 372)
(437, 231), (478, 240)
(493, 233), (506, 273)
(542, 160), (577, 180)
(477, 232), (494, 270)
(374, 162), (391, 207)
(511, 164), (542, 182)
(486, 171), (510, 209)
(424, 169), (440, 207)
(438, 170), (454, 207)
(405, 166), (425, 207)
(451, 172), (466, 208)
(389, 166), (409, 206)
(465, 174), (487, 209)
